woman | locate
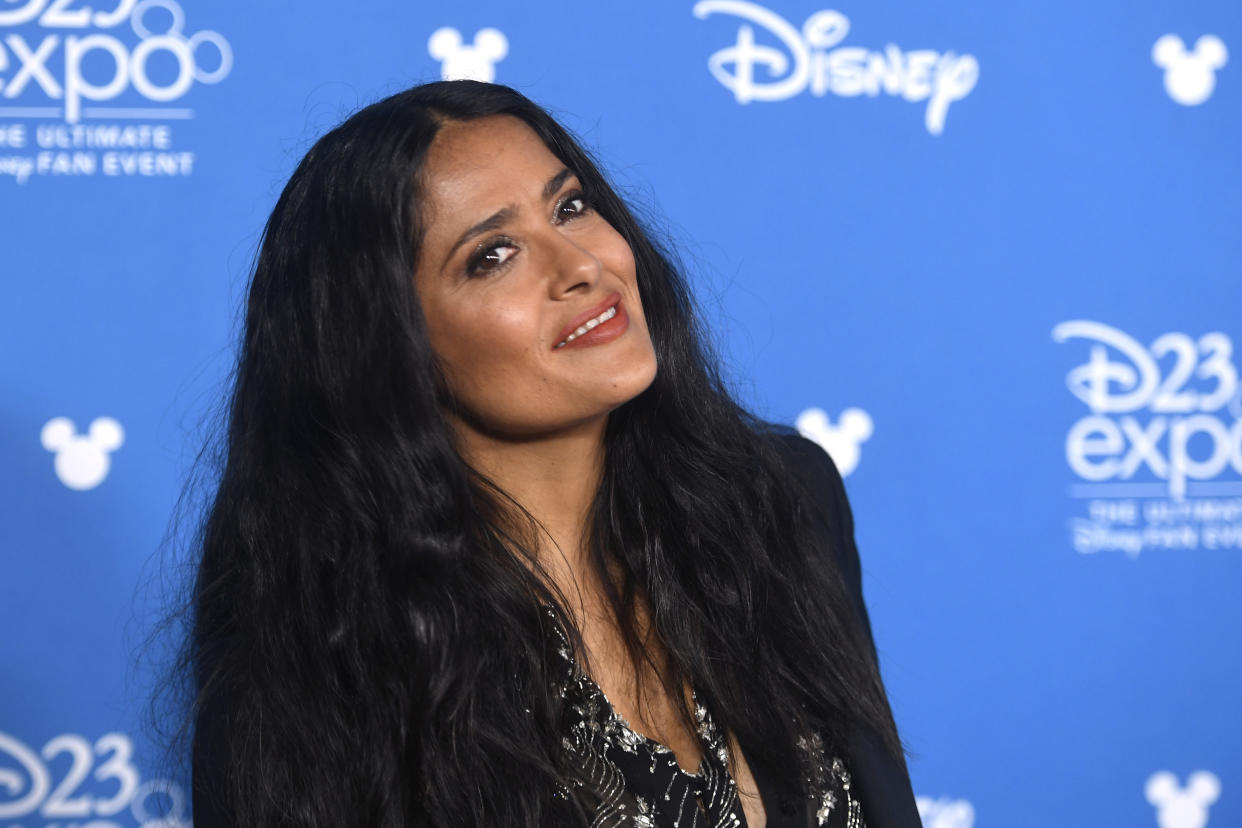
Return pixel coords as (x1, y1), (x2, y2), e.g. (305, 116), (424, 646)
(189, 80), (919, 827)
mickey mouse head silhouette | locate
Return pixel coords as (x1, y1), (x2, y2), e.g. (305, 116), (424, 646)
(1152, 34), (1228, 105)
(1146, 770), (1221, 828)
(915, 796), (975, 828)
(795, 407), (874, 477)
(41, 416), (124, 490)
(428, 27), (509, 83)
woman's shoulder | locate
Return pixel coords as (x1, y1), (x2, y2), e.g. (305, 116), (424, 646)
(757, 423), (874, 651)
(765, 426), (850, 496)
(759, 425), (858, 557)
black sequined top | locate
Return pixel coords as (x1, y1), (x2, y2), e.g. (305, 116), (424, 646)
(548, 610), (867, 828)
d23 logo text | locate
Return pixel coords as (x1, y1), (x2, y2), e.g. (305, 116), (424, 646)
(0, 0), (231, 123)
(0, 730), (186, 827)
(1053, 320), (1241, 500)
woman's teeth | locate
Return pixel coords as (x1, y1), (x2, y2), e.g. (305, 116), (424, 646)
(555, 305), (617, 349)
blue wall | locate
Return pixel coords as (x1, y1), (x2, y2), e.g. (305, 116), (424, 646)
(2, 2), (1239, 826)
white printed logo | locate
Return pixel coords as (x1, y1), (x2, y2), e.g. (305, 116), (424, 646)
(692, 1), (978, 135)
(1053, 321), (1242, 556)
(1147, 771), (1220, 828)
(916, 796), (975, 828)
(0, 0), (230, 183)
(1053, 321), (1241, 499)
(0, 730), (187, 827)
(1153, 35), (1228, 106)
(0, 0), (232, 123)
(40, 415), (123, 490)
(795, 406), (872, 477)
(428, 27), (508, 83)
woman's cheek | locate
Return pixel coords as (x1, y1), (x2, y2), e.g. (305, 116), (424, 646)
(483, 304), (539, 360)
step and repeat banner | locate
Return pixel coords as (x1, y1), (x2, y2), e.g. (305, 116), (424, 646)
(2, 1), (1239, 826)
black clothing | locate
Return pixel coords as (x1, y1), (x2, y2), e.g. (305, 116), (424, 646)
(775, 433), (921, 828)
(552, 604), (867, 827)
(191, 432), (921, 827)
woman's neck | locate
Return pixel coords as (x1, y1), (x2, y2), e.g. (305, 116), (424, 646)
(451, 414), (607, 591)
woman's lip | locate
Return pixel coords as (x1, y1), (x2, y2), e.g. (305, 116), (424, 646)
(555, 301), (628, 350)
(552, 291), (623, 350)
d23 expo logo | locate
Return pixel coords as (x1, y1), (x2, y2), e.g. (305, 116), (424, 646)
(0, 0), (231, 183)
(1053, 320), (1242, 557)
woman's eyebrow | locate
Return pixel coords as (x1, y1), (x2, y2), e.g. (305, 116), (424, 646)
(441, 168), (576, 269)
(443, 206), (517, 268)
(542, 167), (573, 200)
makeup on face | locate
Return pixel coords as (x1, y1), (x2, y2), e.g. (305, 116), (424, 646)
(553, 291), (628, 350)
(412, 115), (658, 439)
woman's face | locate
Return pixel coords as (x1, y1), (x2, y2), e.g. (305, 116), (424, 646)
(413, 115), (658, 440)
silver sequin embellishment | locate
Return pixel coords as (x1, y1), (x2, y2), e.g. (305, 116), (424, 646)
(546, 605), (866, 827)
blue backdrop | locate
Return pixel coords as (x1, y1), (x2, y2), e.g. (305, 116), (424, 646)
(2, 2), (1239, 826)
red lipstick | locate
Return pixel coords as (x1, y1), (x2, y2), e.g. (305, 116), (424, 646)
(552, 291), (628, 350)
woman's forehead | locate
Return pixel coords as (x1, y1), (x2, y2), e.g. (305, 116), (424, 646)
(422, 116), (564, 209)
(413, 115), (576, 281)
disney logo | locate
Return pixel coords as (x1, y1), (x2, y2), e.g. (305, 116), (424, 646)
(691, 0), (979, 134)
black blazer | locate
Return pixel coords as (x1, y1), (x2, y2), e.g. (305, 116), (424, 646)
(774, 431), (922, 828)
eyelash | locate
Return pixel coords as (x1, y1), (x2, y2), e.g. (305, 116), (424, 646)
(464, 189), (594, 278)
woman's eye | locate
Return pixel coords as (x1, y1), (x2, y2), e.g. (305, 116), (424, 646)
(556, 191), (591, 222)
(466, 240), (518, 277)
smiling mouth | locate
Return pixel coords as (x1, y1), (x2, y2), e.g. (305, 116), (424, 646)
(554, 303), (619, 349)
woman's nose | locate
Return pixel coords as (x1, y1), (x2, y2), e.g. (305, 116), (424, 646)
(547, 231), (601, 295)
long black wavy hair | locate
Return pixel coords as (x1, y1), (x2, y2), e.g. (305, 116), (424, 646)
(186, 80), (903, 827)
